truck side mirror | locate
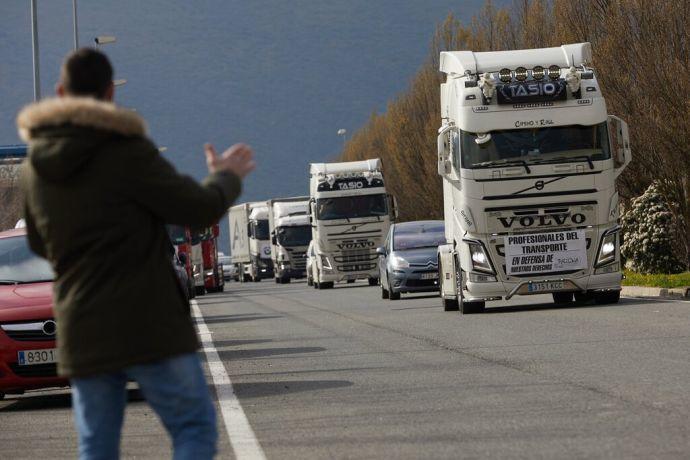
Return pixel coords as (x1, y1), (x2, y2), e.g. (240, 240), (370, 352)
(608, 115), (631, 176)
(376, 246), (387, 256)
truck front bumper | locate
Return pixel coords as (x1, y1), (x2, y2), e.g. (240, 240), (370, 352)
(319, 268), (379, 283)
(464, 271), (623, 302)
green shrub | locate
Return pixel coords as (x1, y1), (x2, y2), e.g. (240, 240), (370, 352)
(621, 182), (685, 274)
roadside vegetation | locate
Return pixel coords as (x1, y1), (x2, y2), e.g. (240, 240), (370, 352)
(341, 0), (689, 271)
(623, 270), (690, 290)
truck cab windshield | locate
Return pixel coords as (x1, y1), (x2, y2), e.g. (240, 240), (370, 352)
(251, 220), (269, 240)
(459, 122), (610, 169)
(316, 194), (388, 221)
(276, 225), (311, 247)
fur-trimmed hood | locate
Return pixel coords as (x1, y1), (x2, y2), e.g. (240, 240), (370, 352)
(17, 97), (147, 141)
(17, 97), (149, 183)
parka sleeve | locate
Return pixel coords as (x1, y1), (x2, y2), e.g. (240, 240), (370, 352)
(24, 202), (47, 258)
(123, 140), (242, 227)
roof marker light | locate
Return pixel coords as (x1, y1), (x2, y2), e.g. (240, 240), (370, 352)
(515, 67), (528, 81)
(548, 65), (560, 80)
(499, 68), (512, 83)
(532, 65), (545, 80)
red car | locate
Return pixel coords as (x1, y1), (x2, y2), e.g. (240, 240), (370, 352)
(0, 228), (67, 399)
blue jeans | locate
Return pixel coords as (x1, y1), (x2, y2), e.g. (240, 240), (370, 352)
(71, 353), (217, 460)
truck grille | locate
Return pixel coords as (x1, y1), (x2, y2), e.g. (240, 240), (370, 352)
(292, 251), (307, 270)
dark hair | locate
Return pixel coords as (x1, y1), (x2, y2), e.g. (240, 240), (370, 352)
(60, 48), (114, 99)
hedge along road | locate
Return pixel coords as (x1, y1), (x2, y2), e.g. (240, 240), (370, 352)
(2, 280), (690, 458)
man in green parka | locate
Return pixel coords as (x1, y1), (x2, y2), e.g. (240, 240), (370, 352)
(19, 48), (255, 459)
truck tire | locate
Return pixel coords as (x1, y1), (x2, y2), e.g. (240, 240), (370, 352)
(195, 286), (206, 296)
(282, 277), (291, 284)
(461, 300), (485, 314)
(275, 277), (281, 284)
(389, 285), (401, 301)
(319, 281), (334, 289)
(574, 291), (594, 302)
(368, 278), (378, 286)
(552, 292), (574, 304)
(594, 291), (620, 305)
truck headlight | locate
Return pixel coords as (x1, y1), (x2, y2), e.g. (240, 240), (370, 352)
(320, 255), (333, 270)
(595, 230), (618, 267)
(467, 241), (495, 274)
(389, 255), (409, 268)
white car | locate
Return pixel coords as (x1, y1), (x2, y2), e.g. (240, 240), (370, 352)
(306, 240), (316, 287)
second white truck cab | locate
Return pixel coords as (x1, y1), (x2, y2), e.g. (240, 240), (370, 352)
(268, 197), (311, 283)
(436, 42), (631, 313)
(309, 159), (397, 289)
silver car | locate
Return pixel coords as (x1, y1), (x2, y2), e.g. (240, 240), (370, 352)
(377, 220), (445, 300)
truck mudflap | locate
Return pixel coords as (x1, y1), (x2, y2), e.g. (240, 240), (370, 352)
(438, 243), (458, 300)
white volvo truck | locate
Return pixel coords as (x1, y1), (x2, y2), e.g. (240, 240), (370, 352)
(436, 42), (631, 313)
(268, 197), (312, 283)
(309, 159), (397, 289)
(228, 202), (274, 282)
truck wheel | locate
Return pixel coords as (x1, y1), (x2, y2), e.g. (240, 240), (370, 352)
(319, 281), (334, 289)
(442, 296), (459, 311)
(389, 284), (401, 301)
(253, 277), (261, 283)
(574, 291), (594, 302)
(381, 283), (389, 299)
(368, 278), (378, 286)
(594, 291), (620, 305)
(461, 300), (485, 314)
(282, 277), (291, 284)
(195, 286), (206, 296)
(552, 292), (574, 304)
(275, 277), (281, 284)
(242, 274), (251, 283)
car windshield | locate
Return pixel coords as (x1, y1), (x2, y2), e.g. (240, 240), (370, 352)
(459, 122), (610, 169)
(393, 223), (445, 251)
(0, 235), (54, 284)
(316, 194), (388, 220)
(252, 220), (269, 240)
(167, 225), (187, 244)
(276, 225), (312, 247)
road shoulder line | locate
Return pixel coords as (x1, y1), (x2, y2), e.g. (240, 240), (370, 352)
(191, 299), (267, 460)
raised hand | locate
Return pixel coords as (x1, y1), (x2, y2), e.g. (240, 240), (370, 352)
(204, 143), (256, 179)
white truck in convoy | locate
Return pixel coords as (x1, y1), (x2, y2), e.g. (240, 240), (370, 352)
(268, 197), (312, 283)
(309, 159), (397, 289)
(436, 42), (631, 313)
(228, 202), (274, 282)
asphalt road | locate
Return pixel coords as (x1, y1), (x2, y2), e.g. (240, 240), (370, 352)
(2, 280), (690, 459)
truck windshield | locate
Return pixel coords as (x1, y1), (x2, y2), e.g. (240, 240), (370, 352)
(316, 194), (388, 220)
(276, 225), (312, 247)
(167, 225), (187, 244)
(459, 122), (610, 169)
(252, 220), (269, 240)
(0, 235), (54, 284)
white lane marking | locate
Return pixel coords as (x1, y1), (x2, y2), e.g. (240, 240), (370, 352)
(191, 299), (267, 460)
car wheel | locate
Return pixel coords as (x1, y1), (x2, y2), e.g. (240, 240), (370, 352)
(594, 291), (620, 305)
(389, 288), (401, 301)
(368, 278), (378, 286)
(552, 292), (574, 304)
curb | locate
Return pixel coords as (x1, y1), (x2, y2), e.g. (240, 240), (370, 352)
(621, 285), (690, 300)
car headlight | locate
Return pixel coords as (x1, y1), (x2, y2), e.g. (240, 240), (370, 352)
(320, 255), (333, 270)
(389, 255), (409, 268)
(467, 241), (495, 274)
(595, 230), (618, 267)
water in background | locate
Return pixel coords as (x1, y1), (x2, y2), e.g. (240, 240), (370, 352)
(1, 0), (491, 252)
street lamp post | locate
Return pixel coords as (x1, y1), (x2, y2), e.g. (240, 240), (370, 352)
(72, 0), (79, 49)
(30, 0), (41, 101)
